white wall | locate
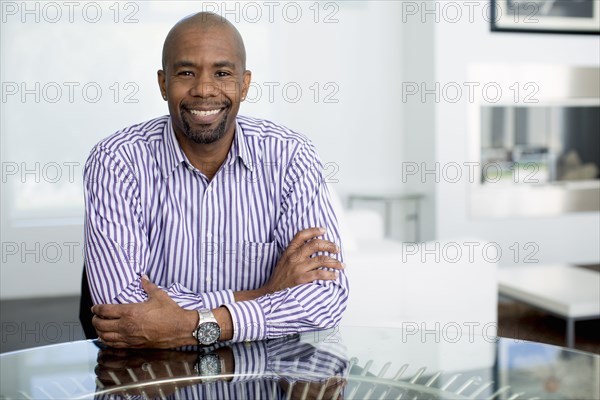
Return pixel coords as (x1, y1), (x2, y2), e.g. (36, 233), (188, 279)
(401, 8), (437, 242)
(0, 1), (408, 299)
(3, 1), (597, 300)
(260, 2), (406, 197)
(431, 1), (600, 265)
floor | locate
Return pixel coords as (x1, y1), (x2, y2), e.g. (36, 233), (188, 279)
(1, 297), (599, 354)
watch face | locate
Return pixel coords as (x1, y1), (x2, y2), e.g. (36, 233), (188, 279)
(197, 321), (220, 345)
(199, 353), (221, 376)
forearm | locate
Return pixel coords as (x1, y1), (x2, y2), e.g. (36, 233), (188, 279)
(224, 276), (349, 342)
(89, 271), (236, 309)
(150, 282), (344, 344)
(232, 288), (268, 302)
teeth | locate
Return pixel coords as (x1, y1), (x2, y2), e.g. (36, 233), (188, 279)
(190, 109), (220, 117)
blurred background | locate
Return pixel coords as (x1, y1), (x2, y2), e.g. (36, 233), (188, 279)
(1, 1), (599, 352)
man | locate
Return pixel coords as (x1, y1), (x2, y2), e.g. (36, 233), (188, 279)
(85, 12), (348, 348)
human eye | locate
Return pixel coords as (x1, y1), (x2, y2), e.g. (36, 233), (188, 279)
(215, 71), (232, 78)
(177, 70), (194, 77)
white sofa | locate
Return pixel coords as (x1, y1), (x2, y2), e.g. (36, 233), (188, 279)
(331, 193), (498, 373)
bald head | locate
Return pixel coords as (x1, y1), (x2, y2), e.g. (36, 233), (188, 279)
(162, 12), (247, 71)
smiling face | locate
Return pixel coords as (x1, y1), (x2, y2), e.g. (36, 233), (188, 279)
(158, 19), (251, 146)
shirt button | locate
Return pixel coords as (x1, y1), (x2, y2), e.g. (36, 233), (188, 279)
(206, 186), (213, 193)
(206, 277), (212, 283)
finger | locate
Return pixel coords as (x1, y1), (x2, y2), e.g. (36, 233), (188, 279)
(97, 354), (135, 369)
(306, 256), (344, 271)
(306, 269), (339, 283)
(96, 371), (128, 386)
(98, 354), (151, 369)
(96, 348), (131, 365)
(323, 380), (346, 400)
(98, 330), (148, 349)
(100, 340), (130, 349)
(97, 330), (127, 346)
(298, 239), (339, 259)
(287, 240), (338, 264)
(327, 379), (346, 399)
(92, 303), (132, 319)
(140, 274), (160, 296)
(286, 227), (326, 254)
(298, 381), (311, 399)
(93, 315), (121, 333)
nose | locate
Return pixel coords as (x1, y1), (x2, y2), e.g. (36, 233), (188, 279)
(189, 73), (219, 98)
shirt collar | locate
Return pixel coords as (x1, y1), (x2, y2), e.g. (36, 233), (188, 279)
(229, 119), (255, 171)
(160, 116), (255, 180)
(160, 117), (188, 179)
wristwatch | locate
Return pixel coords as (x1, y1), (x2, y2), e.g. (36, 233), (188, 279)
(195, 352), (224, 377)
(192, 309), (221, 345)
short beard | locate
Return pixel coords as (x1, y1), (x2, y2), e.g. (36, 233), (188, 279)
(181, 108), (229, 145)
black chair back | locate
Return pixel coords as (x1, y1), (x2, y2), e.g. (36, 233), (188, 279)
(79, 265), (97, 339)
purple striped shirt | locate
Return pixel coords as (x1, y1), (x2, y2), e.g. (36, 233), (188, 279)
(94, 332), (348, 399)
(83, 115), (349, 342)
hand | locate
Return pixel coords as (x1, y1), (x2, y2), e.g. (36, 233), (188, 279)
(279, 377), (346, 400)
(91, 276), (198, 348)
(95, 347), (198, 397)
(262, 227), (344, 294)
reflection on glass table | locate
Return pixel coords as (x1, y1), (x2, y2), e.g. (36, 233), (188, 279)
(1, 327), (598, 399)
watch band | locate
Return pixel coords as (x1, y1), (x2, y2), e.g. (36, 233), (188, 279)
(192, 309), (221, 345)
(196, 309), (218, 328)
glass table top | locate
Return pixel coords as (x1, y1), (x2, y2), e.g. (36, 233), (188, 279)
(1, 326), (598, 399)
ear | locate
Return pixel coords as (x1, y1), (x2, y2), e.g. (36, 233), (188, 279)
(241, 70), (252, 101)
(157, 70), (167, 100)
